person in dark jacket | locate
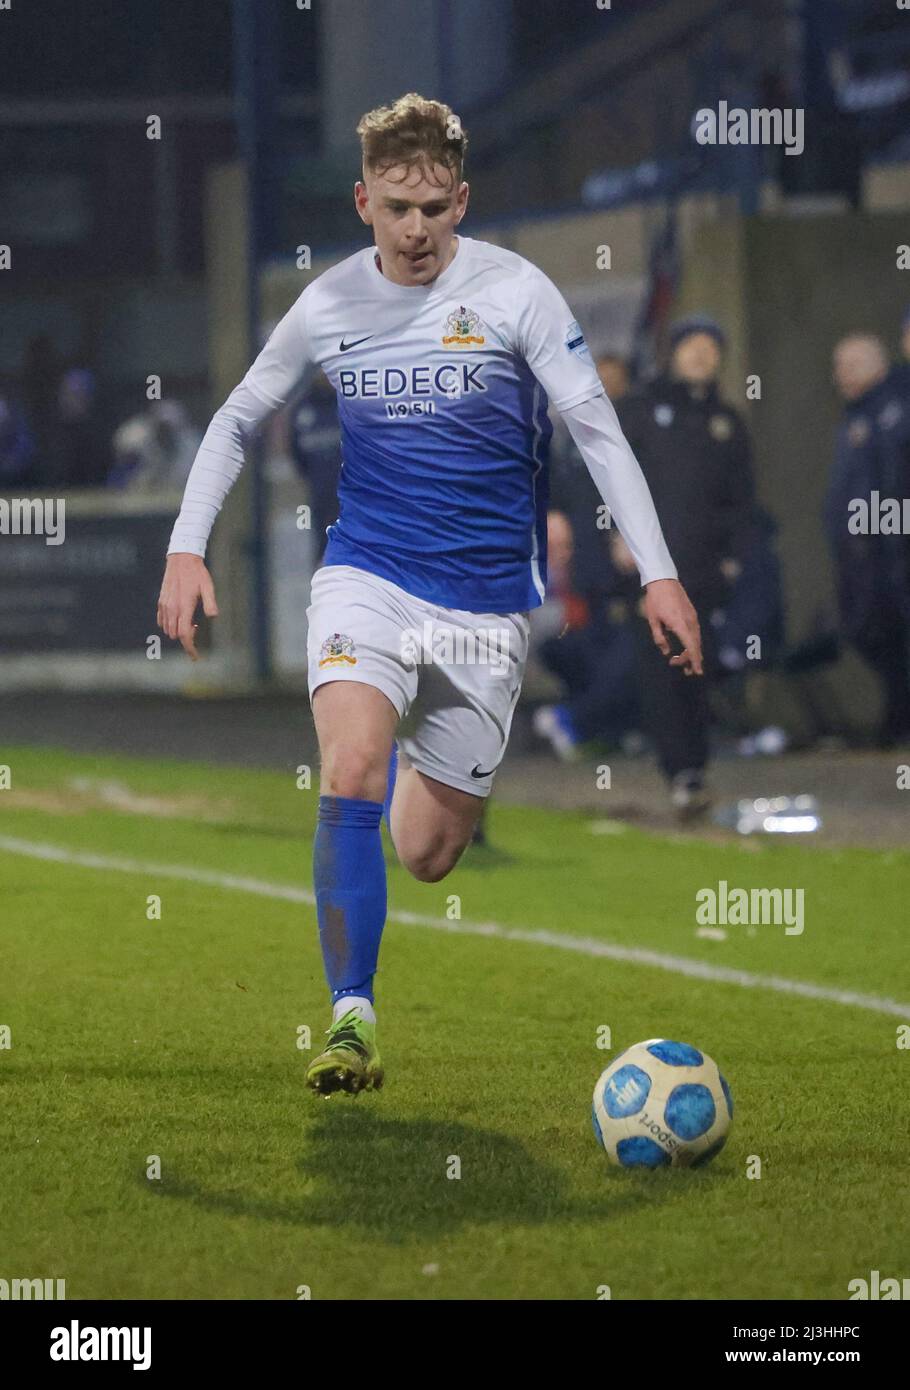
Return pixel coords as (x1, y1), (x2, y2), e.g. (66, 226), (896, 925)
(826, 333), (910, 745)
(616, 314), (756, 814)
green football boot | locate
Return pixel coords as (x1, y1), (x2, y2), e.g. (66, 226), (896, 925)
(305, 1008), (384, 1097)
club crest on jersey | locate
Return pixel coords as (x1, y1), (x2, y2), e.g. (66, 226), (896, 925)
(318, 632), (357, 668)
(442, 305), (485, 347)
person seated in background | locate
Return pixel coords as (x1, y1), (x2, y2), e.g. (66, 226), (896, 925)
(46, 367), (110, 490)
(892, 305), (910, 395)
(826, 333), (910, 746)
(531, 509), (641, 760)
(21, 333), (63, 478)
(548, 349), (636, 632)
(594, 352), (631, 405)
(108, 400), (202, 496)
(707, 506), (787, 749)
(0, 390), (37, 488)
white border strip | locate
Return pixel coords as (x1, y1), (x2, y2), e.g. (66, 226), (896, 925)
(1, 833), (908, 1019)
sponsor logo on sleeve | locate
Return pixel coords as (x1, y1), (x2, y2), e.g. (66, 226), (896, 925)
(565, 320), (592, 360)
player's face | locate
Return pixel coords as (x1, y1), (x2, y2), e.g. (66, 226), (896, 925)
(355, 161), (468, 287)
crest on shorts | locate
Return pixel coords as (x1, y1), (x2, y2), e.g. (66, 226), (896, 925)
(318, 632), (357, 668)
(442, 304), (485, 346)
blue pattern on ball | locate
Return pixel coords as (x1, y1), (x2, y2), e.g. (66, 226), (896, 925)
(616, 1136), (671, 1168)
(591, 1103), (605, 1148)
(720, 1073), (734, 1119)
(665, 1083), (716, 1139)
(691, 1135), (727, 1168)
(603, 1064), (651, 1118)
(647, 1039), (704, 1066)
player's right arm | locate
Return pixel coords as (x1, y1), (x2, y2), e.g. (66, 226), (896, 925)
(158, 291), (317, 658)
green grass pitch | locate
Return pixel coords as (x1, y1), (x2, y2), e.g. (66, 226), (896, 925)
(1, 745), (908, 1300)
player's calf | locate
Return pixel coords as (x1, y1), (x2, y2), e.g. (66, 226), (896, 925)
(390, 766), (483, 882)
(397, 836), (468, 883)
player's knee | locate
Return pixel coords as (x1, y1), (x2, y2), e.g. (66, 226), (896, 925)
(320, 745), (387, 803)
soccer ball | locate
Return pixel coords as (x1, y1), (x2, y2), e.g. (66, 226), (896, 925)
(592, 1038), (732, 1169)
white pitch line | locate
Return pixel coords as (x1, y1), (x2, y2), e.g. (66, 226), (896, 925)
(1, 833), (908, 1020)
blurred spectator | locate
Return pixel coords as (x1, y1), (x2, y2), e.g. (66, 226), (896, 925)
(711, 507), (785, 676)
(549, 352), (635, 628)
(595, 352), (631, 404)
(537, 509), (590, 636)
(709, 506), (787, 747)
(21, 333), (63, 471)
(893, 305), (910, 393)
(826, 333), (910, 745)
(108, 400), (202, 495)
(617, 313), (756, 816)
(531, 510), (641, 759)
(47, 367), (110, 489)
(291, 374), (342, 563)
(0, 391), (37, 487)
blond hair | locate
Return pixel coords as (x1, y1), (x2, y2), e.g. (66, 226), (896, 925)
(357, 92), (467, 186)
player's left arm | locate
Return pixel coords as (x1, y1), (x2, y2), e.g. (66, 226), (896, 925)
(515, 266), (702, 675)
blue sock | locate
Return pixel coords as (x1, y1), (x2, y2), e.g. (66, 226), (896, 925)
(382, 741), (399, 830)
(314, 795), (386, 1005)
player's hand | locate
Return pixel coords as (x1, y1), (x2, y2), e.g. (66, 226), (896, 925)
(642, 578), (703, 676)
(157, 553), (219, 661)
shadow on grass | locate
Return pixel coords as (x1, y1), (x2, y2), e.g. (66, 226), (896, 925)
(141, 1108), (667, 1240)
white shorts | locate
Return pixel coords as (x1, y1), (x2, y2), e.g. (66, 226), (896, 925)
(306, 564), (530, 797)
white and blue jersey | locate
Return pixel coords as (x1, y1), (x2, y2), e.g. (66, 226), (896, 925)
(168, 234), (675, 611)
(315, 236), (602, 610)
